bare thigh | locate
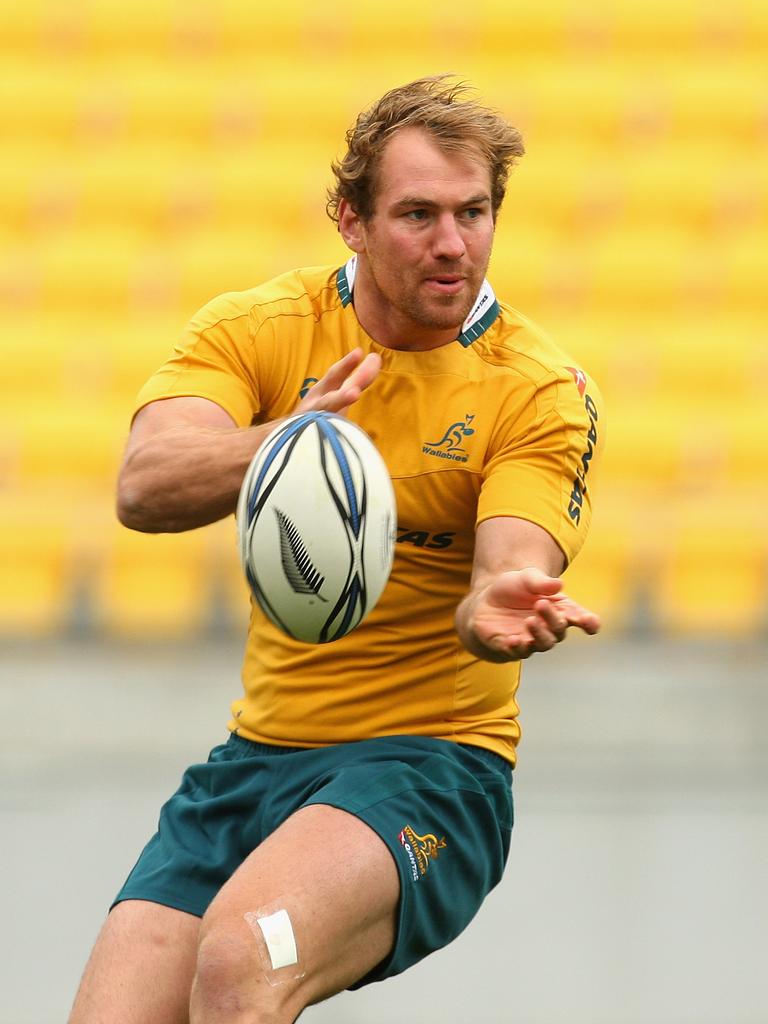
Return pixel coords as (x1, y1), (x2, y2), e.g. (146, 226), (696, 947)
(68, 900), (200, 1024)
(190, 803), (400, 1023)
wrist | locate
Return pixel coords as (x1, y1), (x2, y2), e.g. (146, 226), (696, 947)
(454, 583), (492, 659)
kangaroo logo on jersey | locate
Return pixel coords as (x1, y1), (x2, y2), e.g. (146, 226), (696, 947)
(423, 414), (475, 464)
(398, 825), (448, 881)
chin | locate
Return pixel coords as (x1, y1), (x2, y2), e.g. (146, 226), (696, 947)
(422, 298), (473, 331)
(429, 314), (466, 333)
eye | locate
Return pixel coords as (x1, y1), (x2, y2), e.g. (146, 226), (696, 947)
(404, 209), (428, 221)
(462, 207), (484, 220)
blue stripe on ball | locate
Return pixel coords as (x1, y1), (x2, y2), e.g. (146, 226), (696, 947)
(316, 415), (361, 537)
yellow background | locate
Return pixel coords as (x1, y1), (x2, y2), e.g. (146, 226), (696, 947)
(1, 0), (766, 639)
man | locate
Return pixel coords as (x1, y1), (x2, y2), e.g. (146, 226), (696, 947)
(70, 76), (603, 1023)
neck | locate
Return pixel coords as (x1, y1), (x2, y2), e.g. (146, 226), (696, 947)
(351, 258), (464, 352)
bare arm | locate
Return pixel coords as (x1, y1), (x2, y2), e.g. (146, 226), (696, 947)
(455, 517), (600, 663)
(117, 348), (381, 533)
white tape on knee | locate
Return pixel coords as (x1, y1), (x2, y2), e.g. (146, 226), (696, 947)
(244, 902), (305, 987)
(253, 909), (298, 970)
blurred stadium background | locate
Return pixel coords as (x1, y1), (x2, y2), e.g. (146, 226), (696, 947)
(1, 1), (766, 1022)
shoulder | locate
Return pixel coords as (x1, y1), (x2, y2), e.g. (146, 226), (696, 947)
(474, 303), (592, 387)
(473, 303), (604, 431)
(188, 265), (342, 335)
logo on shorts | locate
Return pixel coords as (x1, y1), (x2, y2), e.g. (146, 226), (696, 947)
(398, 825), (447, 882)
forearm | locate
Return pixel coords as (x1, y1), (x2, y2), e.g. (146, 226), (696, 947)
(116, 349), (382, 533)
(117, 421), (279, 533)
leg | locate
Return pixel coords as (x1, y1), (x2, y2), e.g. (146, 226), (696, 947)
(189, 803), (400, 1024)
(68, 899), (200, 1024)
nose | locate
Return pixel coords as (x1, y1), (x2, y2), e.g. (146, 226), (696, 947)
(431, 213), (466, 261)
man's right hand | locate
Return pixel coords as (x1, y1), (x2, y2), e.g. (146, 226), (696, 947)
(296, 348), (381, 416)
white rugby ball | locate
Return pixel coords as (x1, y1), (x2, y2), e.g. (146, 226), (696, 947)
(237, 411), (396, 644)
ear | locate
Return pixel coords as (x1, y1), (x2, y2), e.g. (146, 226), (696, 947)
(338, 198), (366, 254)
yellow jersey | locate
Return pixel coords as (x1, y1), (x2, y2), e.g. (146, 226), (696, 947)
(135, 260), (604, 764)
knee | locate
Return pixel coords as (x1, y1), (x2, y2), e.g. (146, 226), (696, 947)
(194, 930), (252, 1010)
(191, 926), (289, 1024)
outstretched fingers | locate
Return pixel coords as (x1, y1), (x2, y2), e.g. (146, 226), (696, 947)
(476, 591), (601, 662)
(545, 595), (602, 635)
(298, 349), (382, 414)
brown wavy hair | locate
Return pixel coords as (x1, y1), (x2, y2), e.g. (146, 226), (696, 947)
(326, 75), (525, 224)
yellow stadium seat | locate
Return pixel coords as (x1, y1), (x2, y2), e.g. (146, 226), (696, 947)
(0, 65), (79, 144)
(544, 313), (765, 413)
(720, 228), (767, 313)
(1, 1), (45, 46)
(84, 0), (193, 55)
(503, 155), (620, 237)
(562, 519), (638, 633)
(1, 319), (80, 399)
(0, 238), (41, 312)
(34, 230), (151, 313)
(656, 497), (768, 635)
(619, 152), (720, 232)
(5, 401), (126, 487)
(121, 68), (223, 146)
(217, 0), (336, 58)
(95, 525), (212, 637)
(488, 66), (630, 147)
(84, 0), (330, 60)
(652, 316), (765, 401)
(724, 407), (768, 485)
(109, 318), (188, 398)
(208, 152), (333, 236)
(497, 225), (734, 318)
(72, 153), (180, 234)
(0, 518), (72, 634)
(207, 516), (251, 632)
(602, 400), (766, 496)
(709, 159), (768, 233)
(0, 316), (185, 406)
(665, 62), (768, 145)
(608, 0), (709, 51)
(586, 228), (721, 312)
(490, 227), (584, 314)
(472, 1), (573, 55)
(503, 143), (768, 237)
(57, 149), (327, 235)
(0, 163), (79, 236)
(599, 402), (689, 487)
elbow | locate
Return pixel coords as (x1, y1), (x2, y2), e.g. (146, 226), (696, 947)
(116, 496), (145, 533)
(116, 468), (161, 533)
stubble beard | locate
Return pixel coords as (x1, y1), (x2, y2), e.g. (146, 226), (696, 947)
(398, 272), (484, 333)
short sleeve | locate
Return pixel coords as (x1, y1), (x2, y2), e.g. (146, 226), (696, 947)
(134, 292), (260, 428)
(477, 371), (605, 566)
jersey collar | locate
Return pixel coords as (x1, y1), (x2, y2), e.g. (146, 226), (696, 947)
(336, 256), (500, 348)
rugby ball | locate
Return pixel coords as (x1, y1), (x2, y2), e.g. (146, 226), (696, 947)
(237, 411), (396, 644)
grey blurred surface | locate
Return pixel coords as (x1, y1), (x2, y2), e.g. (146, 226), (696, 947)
(1, 635), (766, 1024)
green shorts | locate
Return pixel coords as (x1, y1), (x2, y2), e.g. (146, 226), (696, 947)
(114, 733), (513, 986)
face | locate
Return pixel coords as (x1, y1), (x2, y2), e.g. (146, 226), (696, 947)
(339, 127), (496, 349)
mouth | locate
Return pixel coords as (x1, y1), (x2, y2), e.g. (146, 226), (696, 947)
(424, 276), (466, 295)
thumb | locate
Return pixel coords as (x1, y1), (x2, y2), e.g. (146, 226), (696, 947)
(516, 566), (563, 597)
